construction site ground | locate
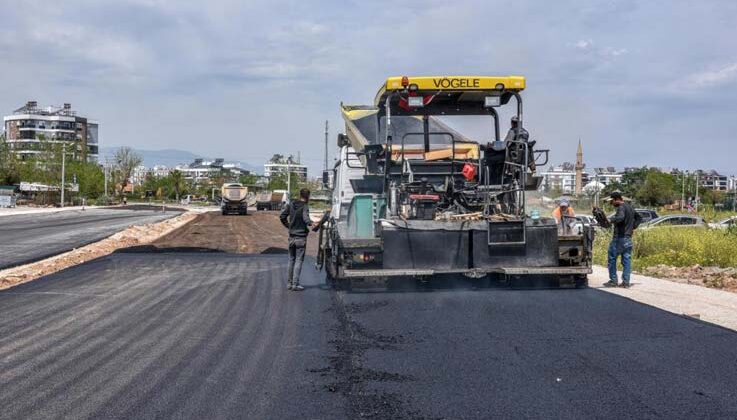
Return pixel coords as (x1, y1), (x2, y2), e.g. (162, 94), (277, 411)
(2, 211), (737, 418)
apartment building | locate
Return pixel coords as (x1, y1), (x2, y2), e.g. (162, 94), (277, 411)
(3, 101), (99, 162)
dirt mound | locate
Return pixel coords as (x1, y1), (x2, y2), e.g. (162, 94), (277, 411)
(641, 264), (737, 292)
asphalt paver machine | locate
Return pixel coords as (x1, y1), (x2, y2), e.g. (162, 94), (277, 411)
(317, 76), (593, 286)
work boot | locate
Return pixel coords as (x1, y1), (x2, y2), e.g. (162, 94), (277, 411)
(603, 281), (618, 287)
(292, 285), (305, 292)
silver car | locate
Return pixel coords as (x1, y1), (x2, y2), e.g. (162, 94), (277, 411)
(642, 215), (706, 229)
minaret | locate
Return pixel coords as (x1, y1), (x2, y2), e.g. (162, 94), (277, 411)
(575, 139), (584, 196)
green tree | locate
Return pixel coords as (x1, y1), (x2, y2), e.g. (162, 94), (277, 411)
(239, 174), (258, 186)
(169, 170), (185, 201)
(636, 171), (677, 207)
(0, 136), (21, 185)
(67, 161), (105, 198)
(267, 173), (288, 190)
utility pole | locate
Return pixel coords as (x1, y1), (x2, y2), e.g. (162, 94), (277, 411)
(60, 144), (66, 208)
(324, 120), (329, 172)
(695, 171), (700, 212)
(681, 170), (687, 211)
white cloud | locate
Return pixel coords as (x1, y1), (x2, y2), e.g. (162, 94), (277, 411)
(686, 63), (737, 88)
(573, 39), (594, 50)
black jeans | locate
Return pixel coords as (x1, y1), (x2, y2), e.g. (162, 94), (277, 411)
(287, 236), (307, 286)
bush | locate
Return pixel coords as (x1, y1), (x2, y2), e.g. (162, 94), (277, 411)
(593, 227), (737, 270)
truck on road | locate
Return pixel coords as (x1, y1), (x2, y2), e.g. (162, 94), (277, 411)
(255, 190), (287, 211)
(221, 183), (248, 215)
(316, 75), (593, 287)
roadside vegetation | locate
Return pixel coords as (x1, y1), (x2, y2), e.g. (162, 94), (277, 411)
(593, 227), (737, 270)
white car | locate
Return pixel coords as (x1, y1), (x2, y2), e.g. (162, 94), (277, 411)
(709, 216), (737, 229)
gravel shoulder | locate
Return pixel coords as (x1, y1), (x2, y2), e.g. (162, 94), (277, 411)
(0, 208), (183, 269)
(590, 265), (737, 331)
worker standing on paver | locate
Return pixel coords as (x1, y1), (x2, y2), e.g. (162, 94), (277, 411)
(280, 188), (314, 292)
(603, 192), (641, 288)
(552, 199), (575, 234)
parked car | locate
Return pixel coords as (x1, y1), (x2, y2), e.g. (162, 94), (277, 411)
(641, 214), (706, 229)
(709, 216), (737, 229)
(573, 215), (599, 235)
(635, 209), (659, 223)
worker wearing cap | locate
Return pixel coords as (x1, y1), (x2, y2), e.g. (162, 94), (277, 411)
(280, 188), (317, 292)
(604, 191), (641, 288)
(552, 199), (575, 226)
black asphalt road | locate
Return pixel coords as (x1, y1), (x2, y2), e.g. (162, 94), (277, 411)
(1, 252), (737, 419)
(0, 208), (181, 269)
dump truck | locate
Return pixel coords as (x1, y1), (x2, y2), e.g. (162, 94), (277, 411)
(316, 75), (593, 287)
(221, 183), (248, 215)
(255, 190), (286, 211)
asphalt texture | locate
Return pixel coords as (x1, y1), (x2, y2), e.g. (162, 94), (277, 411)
(2, 251), (737, 419)
(0, 207), (181, 269)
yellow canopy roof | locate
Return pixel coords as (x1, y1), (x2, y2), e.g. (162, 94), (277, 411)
(375, 75), (525, 105)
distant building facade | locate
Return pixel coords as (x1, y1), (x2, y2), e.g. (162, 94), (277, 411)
(540, 162), (589, 195)
(589, 167), (623, 187)
(697, 170), (729, 191)
(177, 158), (249, 183)
(264, 161), (308, 181)
(3, 101), (99, 162)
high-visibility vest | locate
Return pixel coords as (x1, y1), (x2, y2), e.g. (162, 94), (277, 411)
(552, 206), (575, 224)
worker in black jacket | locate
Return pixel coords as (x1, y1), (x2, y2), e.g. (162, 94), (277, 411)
(603, 192), (641, 288)
(280, 188), (315, 291)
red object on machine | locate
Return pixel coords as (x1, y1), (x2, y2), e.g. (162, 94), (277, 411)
(462, 163), (477, 181)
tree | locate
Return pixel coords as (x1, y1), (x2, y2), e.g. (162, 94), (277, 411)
(169, 170), (185, 201)
(0, 136), (21, 185)
(267, 173), (288, 191)
(239, 174), (258, 186)
(636, 171), (677, 207)
(269, 154), (285, 164)
(67, 161), (105, 198)
(114, 147), (143, 196)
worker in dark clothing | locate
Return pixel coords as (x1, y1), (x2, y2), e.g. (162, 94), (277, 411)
(503, 116), (529, 143)
(603, 192), (641, 288)
(279, 188), (315, 291)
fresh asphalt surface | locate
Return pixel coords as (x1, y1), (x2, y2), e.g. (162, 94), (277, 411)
(2, 252), (737, 419)
(0, 207), (181, 269)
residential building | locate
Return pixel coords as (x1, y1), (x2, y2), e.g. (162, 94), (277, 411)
(589, 167), (623, 187)
(152, 165), (173, 178)
(177, 158), (250, 183)
(539, 162), (589, 195)
(3, 101), (99, 162)
(130, 165), (149, 186)
(697, 170), (729, 191)
(729, 175), (737, 192)
(264, 161), (308, 181)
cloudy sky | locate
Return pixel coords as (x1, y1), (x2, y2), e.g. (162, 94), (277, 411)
(1, 0), (736, 175)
